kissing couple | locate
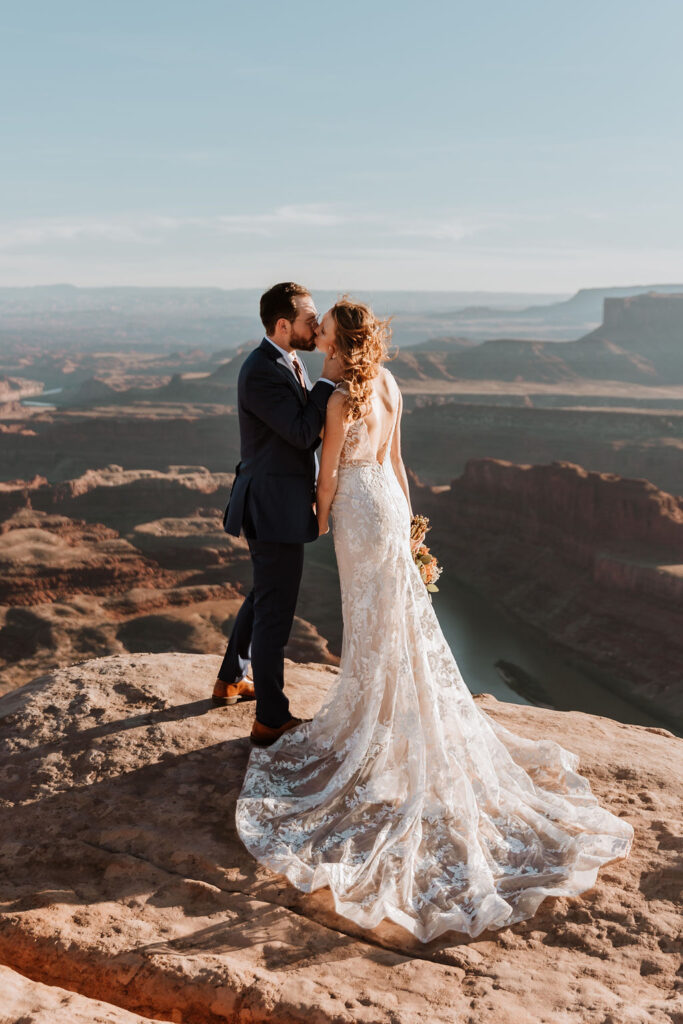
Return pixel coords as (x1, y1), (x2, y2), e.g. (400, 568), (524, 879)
(213, 282), (633, 942)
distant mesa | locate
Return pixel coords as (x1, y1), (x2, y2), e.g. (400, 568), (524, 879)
(399, 291), (683, 385)
(42, 289), (683, 404)
(587, 291), (683, 379)
(393, 282), (683, 343)
(534, 282), (683, 322)
(5, 285), (683, 410)
(3, 282), (683, 355)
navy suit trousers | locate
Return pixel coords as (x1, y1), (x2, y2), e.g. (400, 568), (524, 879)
(218, 537), (304, 728)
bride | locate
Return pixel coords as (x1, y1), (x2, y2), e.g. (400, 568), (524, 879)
(235, 297), (634, 942)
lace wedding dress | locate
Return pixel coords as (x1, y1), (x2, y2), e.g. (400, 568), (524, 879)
(236, 370), (634, 942)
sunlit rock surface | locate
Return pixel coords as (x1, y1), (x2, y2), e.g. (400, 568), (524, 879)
(0, 653), (679, 1023)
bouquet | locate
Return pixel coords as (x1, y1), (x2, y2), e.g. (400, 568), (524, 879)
(410, 514), (442, 596)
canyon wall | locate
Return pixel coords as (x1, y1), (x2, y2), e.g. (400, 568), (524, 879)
(0, 467), (337, 695)
(2, 456), (681, 731)
(401, 403), (683, 495)
(601, 291), (683, 346)
(415, 459), (683, 730)
(575, 291), (683, 382)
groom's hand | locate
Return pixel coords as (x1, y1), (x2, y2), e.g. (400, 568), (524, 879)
(321, 353), (344, 383)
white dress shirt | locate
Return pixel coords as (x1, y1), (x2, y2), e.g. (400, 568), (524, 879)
(263, 336), (331, 480)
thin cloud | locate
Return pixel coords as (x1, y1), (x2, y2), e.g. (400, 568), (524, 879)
(0, 206), (506, 255)
(0, 208), (348, 250)
(148, 205), (348, 235)
(217, 205), (347, 232)
(394, 218), (473, 241)
(0, 218), (150, 249)
(0, 205), (485, 251)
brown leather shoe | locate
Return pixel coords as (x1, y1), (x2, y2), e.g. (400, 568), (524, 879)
(250, 716), (306, 747)
(212, 675), (255, 706)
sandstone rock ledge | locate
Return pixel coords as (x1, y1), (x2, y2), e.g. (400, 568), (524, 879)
(0, 653), (680, 1024)
(0, 963), (173, 1023)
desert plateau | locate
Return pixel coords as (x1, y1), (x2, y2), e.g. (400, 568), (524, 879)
(1, 283), (682, 1022)
(1, 285), (681, 725)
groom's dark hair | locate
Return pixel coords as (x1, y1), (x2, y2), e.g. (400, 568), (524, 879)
(260, 282), (310, 335)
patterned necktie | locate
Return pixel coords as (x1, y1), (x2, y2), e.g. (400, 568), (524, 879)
(291, 354), (306, 391)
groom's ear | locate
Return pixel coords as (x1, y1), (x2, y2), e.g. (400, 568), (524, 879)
(276, 316), (292, 339)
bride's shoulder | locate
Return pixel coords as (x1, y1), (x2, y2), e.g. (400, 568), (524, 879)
(379, 365), (400, 395)
(328, 386), (348, 408)
(326, 387), (349, 420)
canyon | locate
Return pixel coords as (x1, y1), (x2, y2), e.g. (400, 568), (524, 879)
(415, 459), (683, 731)
(0, 458), (680, 732)
(1, 285), (681, 727)
(1, 385), (681, 498)
(0, 468), (336, 696)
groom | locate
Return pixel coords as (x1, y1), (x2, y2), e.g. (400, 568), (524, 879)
(214, 282), (342, 746)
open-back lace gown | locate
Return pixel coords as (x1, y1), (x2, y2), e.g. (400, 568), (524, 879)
(235, 370), (634, 941)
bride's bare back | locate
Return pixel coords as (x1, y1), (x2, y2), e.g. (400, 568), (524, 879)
(339, 369), (401, 468)
(359, 369), (399, 464)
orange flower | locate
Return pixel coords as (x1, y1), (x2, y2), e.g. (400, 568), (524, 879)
(412, 537), (443, 597)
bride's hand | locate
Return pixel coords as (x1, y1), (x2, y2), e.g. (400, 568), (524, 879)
(410, 530), (426, 554)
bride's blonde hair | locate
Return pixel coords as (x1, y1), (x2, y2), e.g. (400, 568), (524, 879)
(331, 296), (392, 421)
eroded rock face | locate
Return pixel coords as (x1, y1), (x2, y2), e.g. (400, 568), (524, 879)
(0, 465), (235, 530)
(0, 510), (165, 605)
(448, 459), (683, 554)
(401, 400), (683, 498)
(599, 292), (683, 376)
(0, 501), (336, 696)
(0, 653), (679, 1024)
(0, 964), (173, 1024)
(415, 460), (683, 731)
(0, 410), (241, 483)
(0, 375), (43, 403)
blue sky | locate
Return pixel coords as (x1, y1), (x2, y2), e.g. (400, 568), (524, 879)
(2, 0), (682, 291)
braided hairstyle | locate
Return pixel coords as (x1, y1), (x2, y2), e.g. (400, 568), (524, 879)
(331, 296), (392, 421)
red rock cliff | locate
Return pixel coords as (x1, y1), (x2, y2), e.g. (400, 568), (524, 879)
(415, 459), (683, 730)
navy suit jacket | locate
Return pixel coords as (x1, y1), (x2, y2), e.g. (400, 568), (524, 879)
(223, 339), (335, 544)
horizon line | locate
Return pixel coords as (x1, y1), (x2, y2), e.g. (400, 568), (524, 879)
(3, 281), (683, 295)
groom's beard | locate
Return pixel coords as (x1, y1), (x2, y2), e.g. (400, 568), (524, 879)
(290, 328), (317, 352)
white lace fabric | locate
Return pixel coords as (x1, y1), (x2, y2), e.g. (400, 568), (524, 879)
(236, 370), (634, 942)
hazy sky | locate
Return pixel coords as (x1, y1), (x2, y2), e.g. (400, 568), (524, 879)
(2, 0), (682, 291)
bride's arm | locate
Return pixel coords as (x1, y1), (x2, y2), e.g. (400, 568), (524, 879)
(390, 389), (414, 519)
(316, 390), (348, 535)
